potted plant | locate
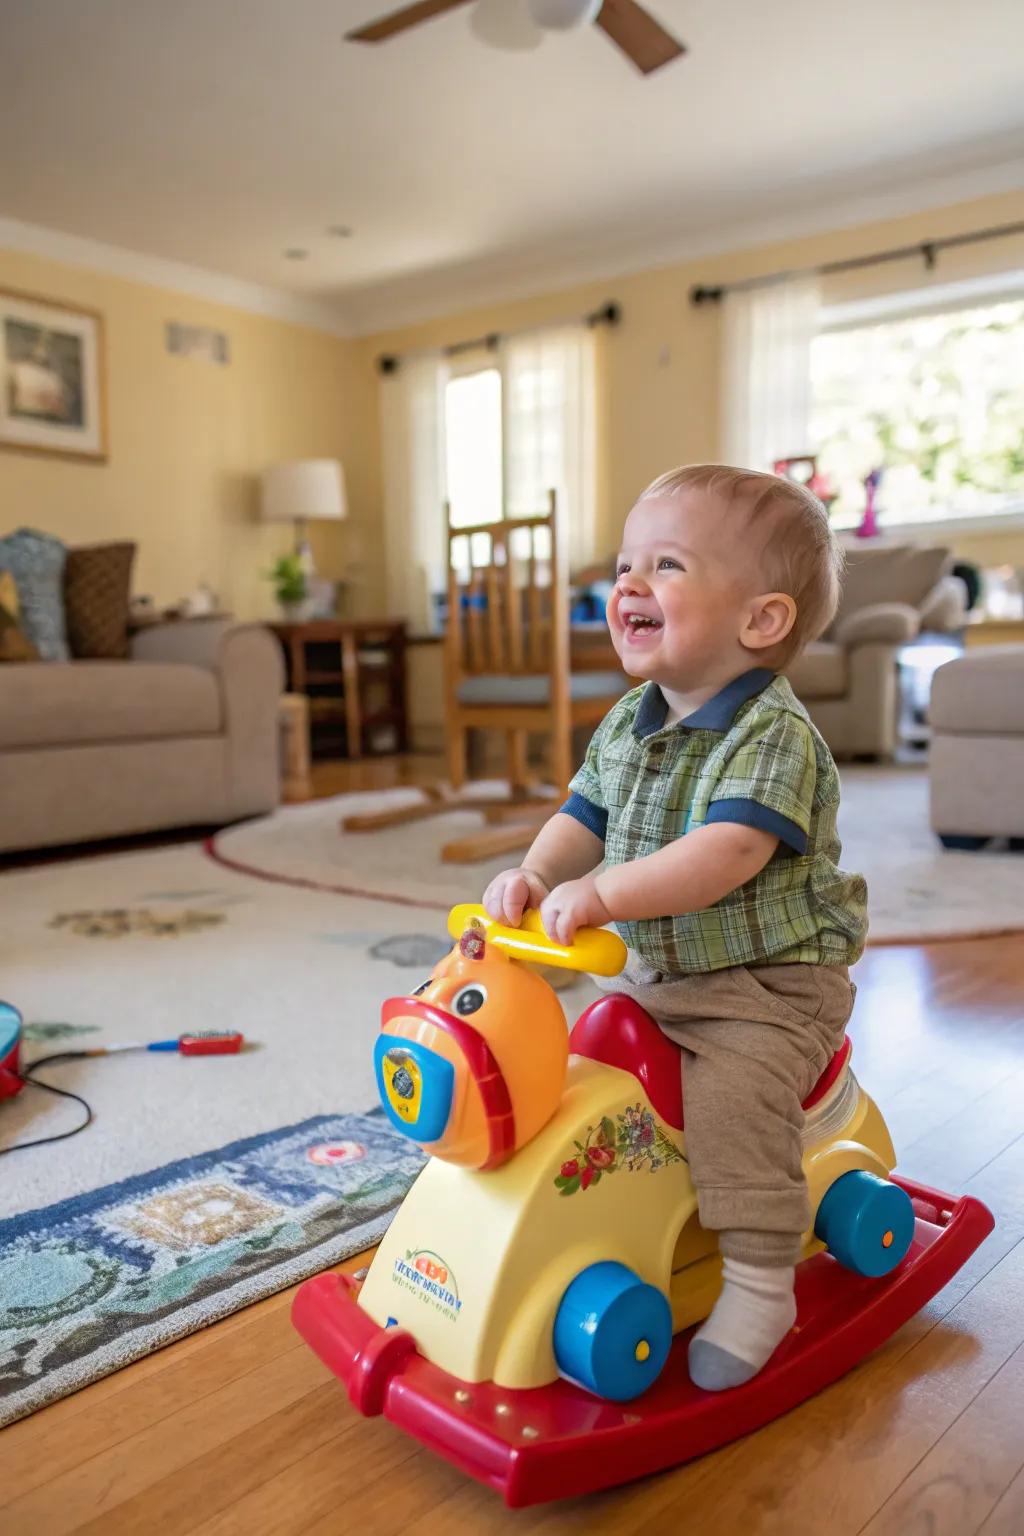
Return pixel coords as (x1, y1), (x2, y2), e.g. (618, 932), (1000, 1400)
(266, 554), (312, 621)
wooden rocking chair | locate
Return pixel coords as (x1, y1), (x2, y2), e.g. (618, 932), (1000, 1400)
(342, 491), (627, 862)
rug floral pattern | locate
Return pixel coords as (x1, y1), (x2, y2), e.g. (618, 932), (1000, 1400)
(0, 1113), (424, 1428)
(50, 907), (226, 939)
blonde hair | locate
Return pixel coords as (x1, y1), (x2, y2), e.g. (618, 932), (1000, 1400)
(639, 463), (844, 666)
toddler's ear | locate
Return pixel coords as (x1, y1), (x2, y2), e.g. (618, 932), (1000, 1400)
(741, 592), (796, 652)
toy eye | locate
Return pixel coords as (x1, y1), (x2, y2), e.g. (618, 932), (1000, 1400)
(452, 984), (487, 1016)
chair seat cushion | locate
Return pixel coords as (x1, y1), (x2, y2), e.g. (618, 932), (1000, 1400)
(930, 645), (1024, 735)
(786, 643), (847, 700)
(0, 661), (222, 750)
(458, 670), (627, 707)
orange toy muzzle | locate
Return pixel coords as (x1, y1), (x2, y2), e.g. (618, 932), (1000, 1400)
(375, 996), (515, 1170)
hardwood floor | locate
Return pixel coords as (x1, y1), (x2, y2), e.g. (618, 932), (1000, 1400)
(3, 756), (1023, 1535)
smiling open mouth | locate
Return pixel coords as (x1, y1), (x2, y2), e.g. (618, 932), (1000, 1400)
(625, 614), (663, 632)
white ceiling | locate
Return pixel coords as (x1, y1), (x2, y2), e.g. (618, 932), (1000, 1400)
(2, 0), (1023, 334)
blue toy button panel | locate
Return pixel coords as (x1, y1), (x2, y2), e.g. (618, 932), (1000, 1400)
(0, 1001), (22, 1060)
(374, 1033), (454, 1145)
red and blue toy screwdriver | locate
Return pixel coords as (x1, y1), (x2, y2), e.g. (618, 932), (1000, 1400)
(87, 1031), (246, 1057)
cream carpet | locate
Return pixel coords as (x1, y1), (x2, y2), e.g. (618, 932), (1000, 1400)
(210, 767), (1024, 946)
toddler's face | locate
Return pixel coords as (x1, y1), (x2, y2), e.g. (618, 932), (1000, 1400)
(607, 492), (761, 687)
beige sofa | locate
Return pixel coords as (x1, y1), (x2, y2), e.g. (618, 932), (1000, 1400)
(786, 544), (966, 759)
(0, 618), (283, 854)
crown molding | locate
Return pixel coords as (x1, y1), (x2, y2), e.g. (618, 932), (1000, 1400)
(3, 153), (1022, 344)
(0, 216), (356, 337)
(343, 155), (1024, 336)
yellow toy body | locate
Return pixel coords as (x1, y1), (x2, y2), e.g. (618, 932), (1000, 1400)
(360, 1043), (896, 1389)
(360, 904), (897, 1390)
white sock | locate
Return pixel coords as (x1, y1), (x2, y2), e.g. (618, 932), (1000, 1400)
(688, 1258), (797, 1391)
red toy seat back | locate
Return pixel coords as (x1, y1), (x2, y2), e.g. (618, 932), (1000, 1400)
(570, 995), (850, 1130)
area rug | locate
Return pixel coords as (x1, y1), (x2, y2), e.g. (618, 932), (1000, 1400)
(208, 767), (1024, 945)
(0, 1112), (424, 1428)
(0, 838), (596, 1219)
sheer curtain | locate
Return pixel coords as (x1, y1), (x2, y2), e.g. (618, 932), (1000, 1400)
(720, 276), (821, 470)
(501, 324), (597, 570)
(379, 353), (449, 633)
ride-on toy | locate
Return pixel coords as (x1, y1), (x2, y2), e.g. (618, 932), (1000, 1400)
(293, 906), (994, 1507)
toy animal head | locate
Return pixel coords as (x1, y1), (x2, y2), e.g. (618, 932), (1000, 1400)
(375, 918), (571, 1169)
(374, 905), (626, 1170)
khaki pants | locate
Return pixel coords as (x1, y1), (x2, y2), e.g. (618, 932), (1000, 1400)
(596, 956), (855, 1266)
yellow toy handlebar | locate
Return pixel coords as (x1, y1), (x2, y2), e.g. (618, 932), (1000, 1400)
(447, 904), (627, 977)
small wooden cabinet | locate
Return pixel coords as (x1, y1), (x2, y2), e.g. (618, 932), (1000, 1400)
(269, 619), (408, 760)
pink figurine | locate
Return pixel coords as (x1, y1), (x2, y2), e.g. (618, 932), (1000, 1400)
(857, 468), (884, 539)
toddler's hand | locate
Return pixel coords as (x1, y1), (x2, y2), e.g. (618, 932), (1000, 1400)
(540, 876), (612, 947)
(482, 867), (550, 927)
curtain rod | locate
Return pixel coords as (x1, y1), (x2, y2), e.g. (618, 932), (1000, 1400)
(688, 219), (1024, 306)
(376, 300), (621, 375)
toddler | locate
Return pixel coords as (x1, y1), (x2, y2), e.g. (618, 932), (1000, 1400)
(483, 464), (867, 1393)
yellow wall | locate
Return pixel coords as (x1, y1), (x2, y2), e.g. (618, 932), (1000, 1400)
(361, 187), (1024, 570)
(0, 248), (383, 619)
(4, 183), (1021, 704)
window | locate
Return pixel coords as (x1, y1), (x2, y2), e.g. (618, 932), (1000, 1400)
(444, 366), (503, 530)
(811, 295), (1024, 527)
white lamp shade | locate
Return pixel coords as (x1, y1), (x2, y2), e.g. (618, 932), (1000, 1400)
(261, 459), (347, 523)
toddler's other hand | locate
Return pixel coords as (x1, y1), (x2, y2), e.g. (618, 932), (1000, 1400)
(540, 876), (611, 947)
(482, 867), (550, 927)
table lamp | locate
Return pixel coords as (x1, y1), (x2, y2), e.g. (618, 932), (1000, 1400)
(260, 459), (347, 579)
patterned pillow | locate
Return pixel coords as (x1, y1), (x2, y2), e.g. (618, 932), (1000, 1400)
(0, 528), (68, 661)
(65, 542), (136, 658)
(0, 571), (39, 662)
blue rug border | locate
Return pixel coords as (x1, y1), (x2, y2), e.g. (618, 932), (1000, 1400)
(0, 1111), (380, 1241)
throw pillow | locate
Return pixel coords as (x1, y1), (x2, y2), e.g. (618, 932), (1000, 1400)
(64, 542), (136, 658)
(0, 528), (69, 661)
(0, 571), (39, 662)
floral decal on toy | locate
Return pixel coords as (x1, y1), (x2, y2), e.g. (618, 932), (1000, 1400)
(553, 1104), (685, 1195)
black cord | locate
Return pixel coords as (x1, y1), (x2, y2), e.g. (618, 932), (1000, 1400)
(0, 1051), (95, 1156)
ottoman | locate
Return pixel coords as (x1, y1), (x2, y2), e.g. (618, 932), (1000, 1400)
(929, 645), (1024, 848)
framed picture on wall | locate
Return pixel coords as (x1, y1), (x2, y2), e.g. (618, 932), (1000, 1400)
(0, 288), (107, 461)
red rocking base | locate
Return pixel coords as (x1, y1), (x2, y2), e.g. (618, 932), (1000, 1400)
(292, 1178), (994, 1508)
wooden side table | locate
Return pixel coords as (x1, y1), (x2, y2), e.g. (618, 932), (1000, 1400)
(269, 619), (408, 760)
(963, 617), (1024, 648)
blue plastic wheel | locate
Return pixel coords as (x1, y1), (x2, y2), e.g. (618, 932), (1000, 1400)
(553, 1260), (672, 1401)
(815, 1170), (915, 1277)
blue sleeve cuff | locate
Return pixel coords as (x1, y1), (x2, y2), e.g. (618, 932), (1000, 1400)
(705, 797), (808, 855)
(560, 792), (608, 841)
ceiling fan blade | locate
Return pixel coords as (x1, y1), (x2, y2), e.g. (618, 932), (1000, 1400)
(347, 0), (474, 45)
(595, 0), (686, 75)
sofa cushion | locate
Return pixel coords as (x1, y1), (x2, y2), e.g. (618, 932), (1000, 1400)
(930, 645), (1024, 735)
(0, 528), (69, 660)
(786, 643), (847, 700)
(65, 542), (136, 658)
(0, 661), (222, 750)
(833, 545), (951, 628)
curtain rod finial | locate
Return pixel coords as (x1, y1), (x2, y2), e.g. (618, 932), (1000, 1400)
(586, 300), (621, 327)
(378, 354), (399, 375)
(690, 285), (724, 306)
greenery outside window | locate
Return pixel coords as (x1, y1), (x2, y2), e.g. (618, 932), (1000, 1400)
(811, 294), (1024, 528)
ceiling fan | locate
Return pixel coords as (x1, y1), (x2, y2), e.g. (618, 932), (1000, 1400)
(346, 0), (686, 77)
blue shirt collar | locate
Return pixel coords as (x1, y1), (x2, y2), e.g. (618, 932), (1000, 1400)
(633, 668), (776, 738)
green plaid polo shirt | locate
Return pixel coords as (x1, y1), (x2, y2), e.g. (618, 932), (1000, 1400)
(563, 667), (868, 973)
